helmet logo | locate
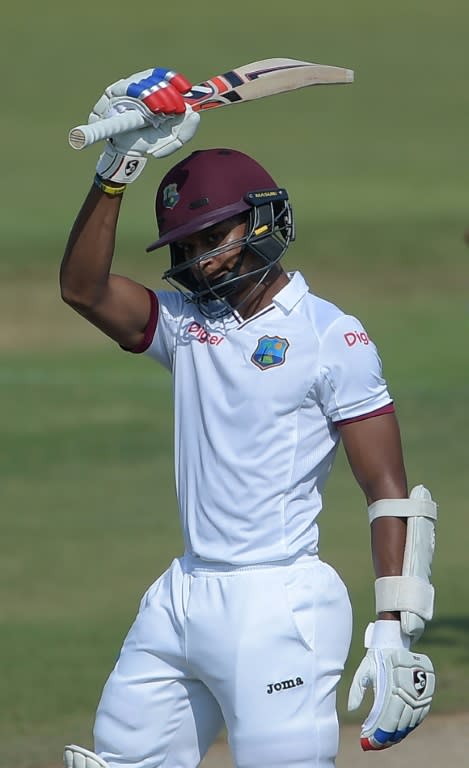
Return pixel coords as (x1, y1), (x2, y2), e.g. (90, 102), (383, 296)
(251, 335), (290, 370)
(162, 183), (180, 209)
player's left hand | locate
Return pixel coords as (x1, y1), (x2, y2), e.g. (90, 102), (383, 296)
(348, 645), (435, 750)
(91, 67), (200, 183)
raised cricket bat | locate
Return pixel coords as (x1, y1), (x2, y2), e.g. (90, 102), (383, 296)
(68, 58), (354, 150)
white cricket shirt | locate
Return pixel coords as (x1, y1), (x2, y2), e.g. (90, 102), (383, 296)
(143, 271), (392, 565)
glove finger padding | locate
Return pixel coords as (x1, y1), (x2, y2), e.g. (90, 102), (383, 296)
(91, 67), (200, 183)
(64, 744), (108, 768)
(98, 107), (200, 158)
(91, 67), (193, 122)
(348, 648), (435, 751)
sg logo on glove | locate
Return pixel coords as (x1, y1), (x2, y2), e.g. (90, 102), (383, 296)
(414, 669), (428, 694)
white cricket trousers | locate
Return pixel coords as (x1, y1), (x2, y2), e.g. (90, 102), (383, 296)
(94, 553), (352, 768)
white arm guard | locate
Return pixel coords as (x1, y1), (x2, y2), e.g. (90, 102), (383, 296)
(369, 485), (437, 641)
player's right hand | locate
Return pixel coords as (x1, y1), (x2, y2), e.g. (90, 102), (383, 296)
(91, 68), (200, 184)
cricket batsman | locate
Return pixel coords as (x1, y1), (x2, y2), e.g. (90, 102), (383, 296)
(60, 66), (437, 768)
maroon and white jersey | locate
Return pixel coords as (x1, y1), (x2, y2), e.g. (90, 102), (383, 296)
(141, 272), (393, 564)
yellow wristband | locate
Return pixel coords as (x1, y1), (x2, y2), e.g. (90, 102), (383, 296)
(94, 174), (127, 196)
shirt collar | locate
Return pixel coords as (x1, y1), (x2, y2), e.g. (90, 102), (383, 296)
(272, 271), (310, 313)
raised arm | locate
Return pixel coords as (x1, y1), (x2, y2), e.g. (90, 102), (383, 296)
(61, 66), (200, 347)
(60, 183), (151, 350)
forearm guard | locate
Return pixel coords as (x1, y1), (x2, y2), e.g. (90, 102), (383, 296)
(368, 485), (437, 642)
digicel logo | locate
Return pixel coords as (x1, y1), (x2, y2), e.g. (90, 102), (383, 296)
(344, 331), (371, 347)
(187, 322), (224, 345)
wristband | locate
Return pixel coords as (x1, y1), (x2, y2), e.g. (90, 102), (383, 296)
(364, 620), (411, 650)
(94, 174), (127, 196)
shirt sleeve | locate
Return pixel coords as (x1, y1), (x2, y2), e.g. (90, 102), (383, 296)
(315, 314), (393, 423)
(132, 290), (184, 370)
(123, 288), (159, 355)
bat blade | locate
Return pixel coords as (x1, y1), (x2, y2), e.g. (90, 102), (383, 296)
(186, 59), (354, 112)
(68, 58), (354, 150)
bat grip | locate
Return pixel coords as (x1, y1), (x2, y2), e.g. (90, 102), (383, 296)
(68, 111), (148, 150)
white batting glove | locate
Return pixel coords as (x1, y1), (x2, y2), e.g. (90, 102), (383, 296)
(347, 621), (435, 751)
(64, 745), (109, 768)
(91, 67), (200, 183)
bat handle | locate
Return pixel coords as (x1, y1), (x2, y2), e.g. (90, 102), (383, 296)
(68, 111), (148, 150)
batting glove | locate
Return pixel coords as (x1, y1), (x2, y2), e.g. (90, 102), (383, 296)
(64, 744), (108, 768)
(90, 67), (200, 183)
(347, 620), (435, 750)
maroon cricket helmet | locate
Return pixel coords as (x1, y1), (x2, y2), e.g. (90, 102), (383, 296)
(146, 148), (280, 251)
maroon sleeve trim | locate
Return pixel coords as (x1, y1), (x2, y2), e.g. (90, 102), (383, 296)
(122, 289), (159, 354)
(335, 402), (395, 427)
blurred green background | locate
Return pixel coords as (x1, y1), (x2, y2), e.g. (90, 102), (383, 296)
(1, 0), (468, 765)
